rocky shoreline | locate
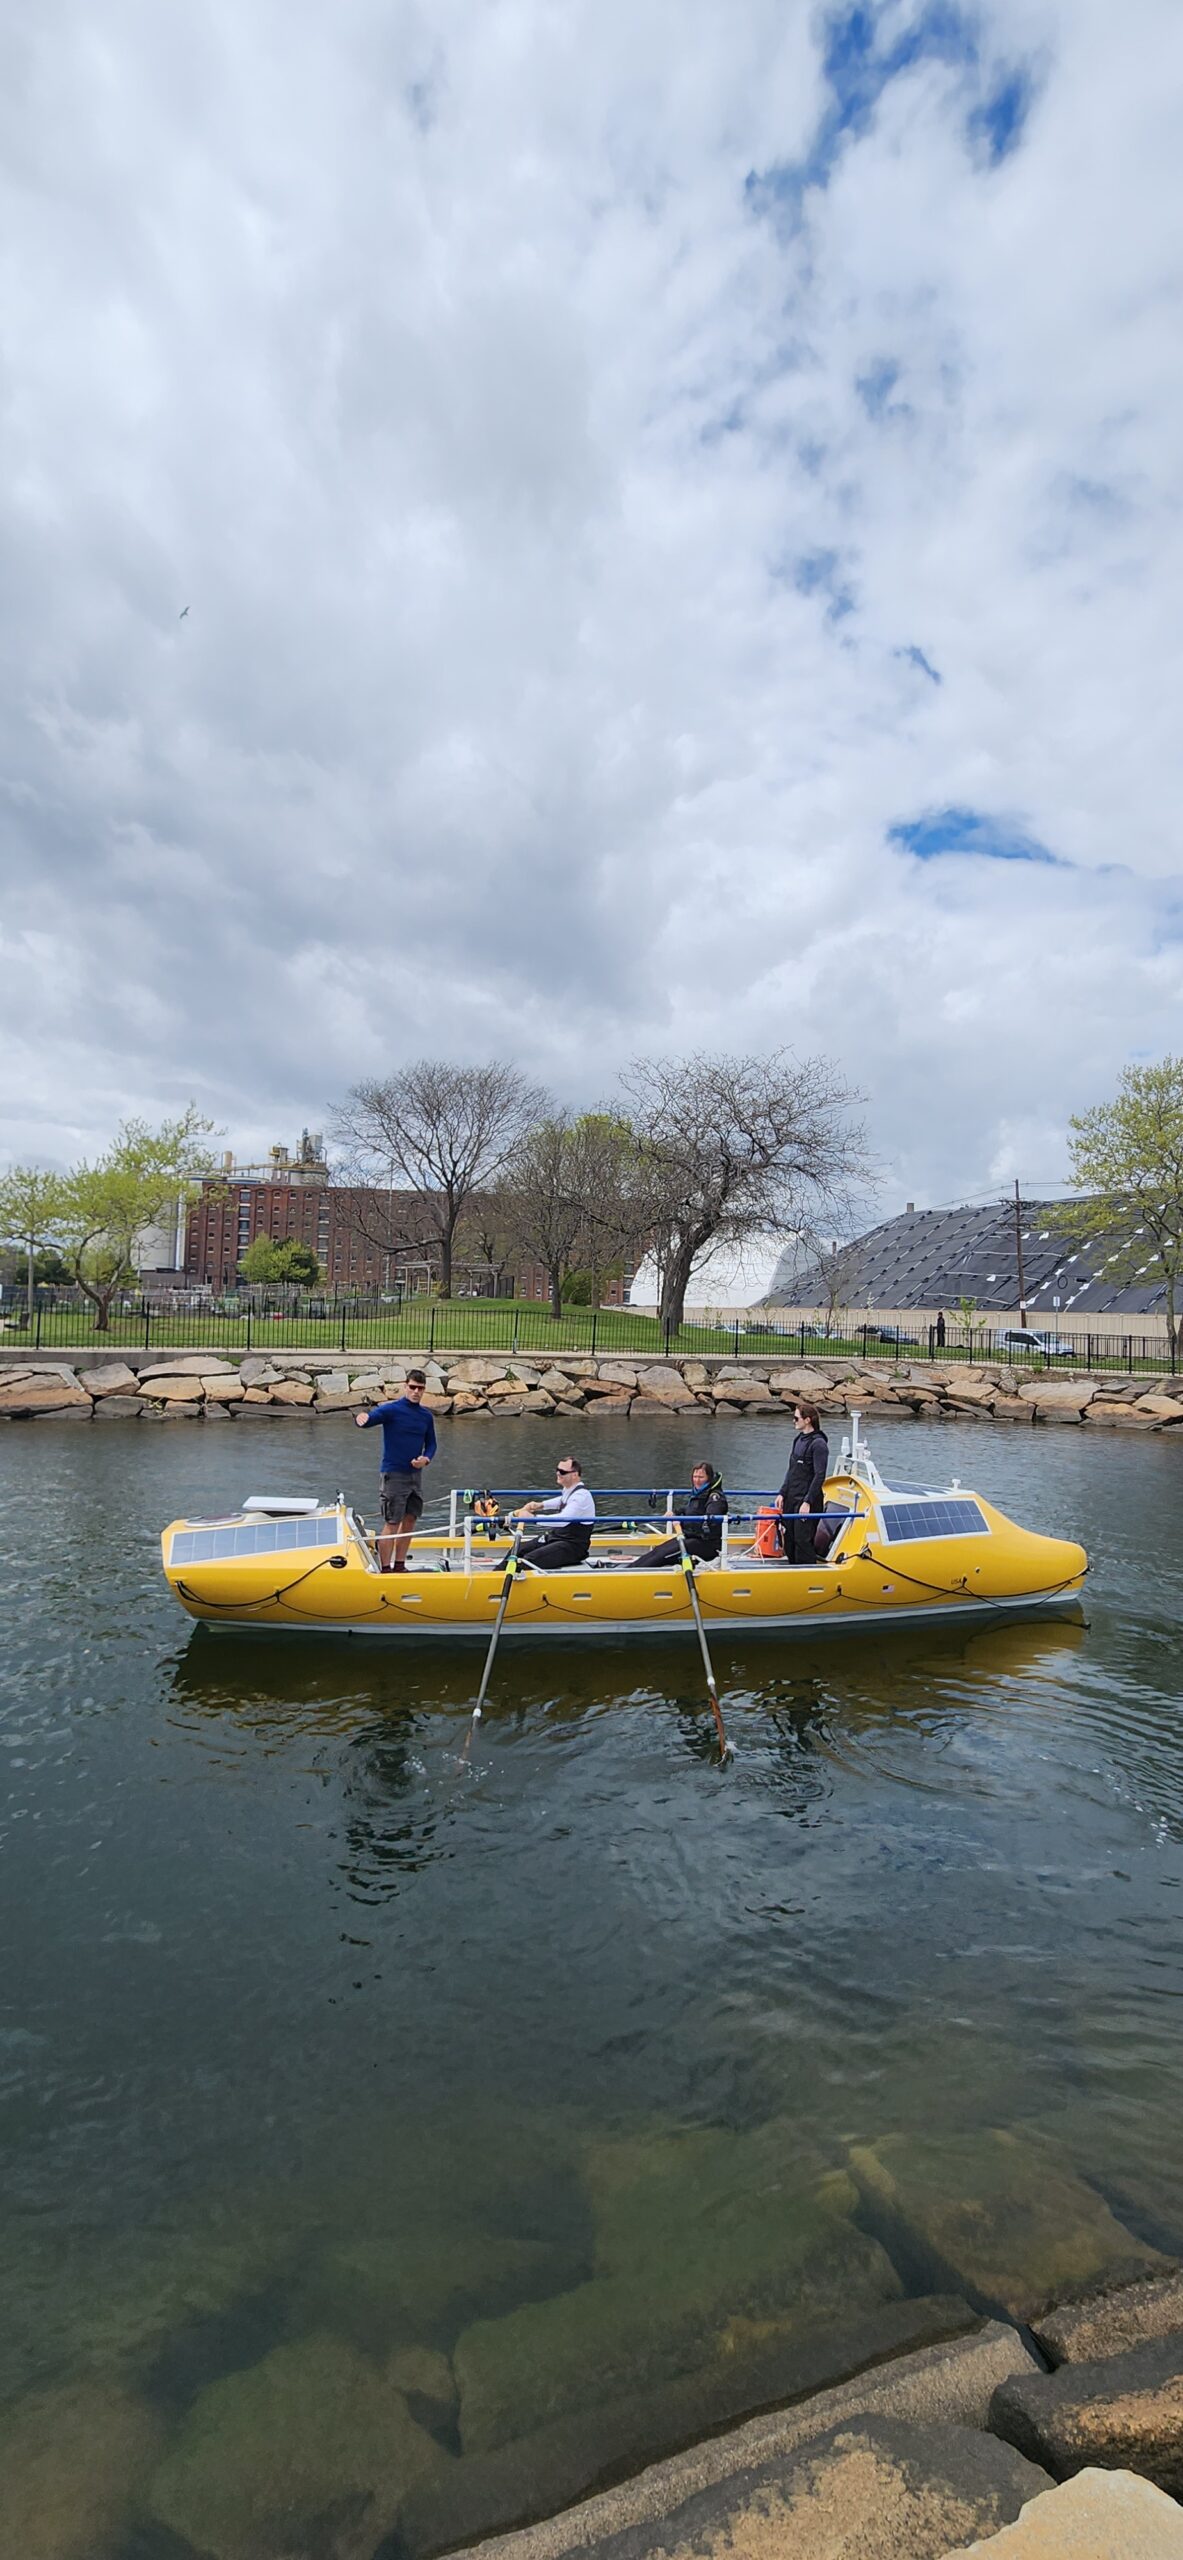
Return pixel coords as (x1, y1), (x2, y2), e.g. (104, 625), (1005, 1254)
(3, 1348), (1183, 1430)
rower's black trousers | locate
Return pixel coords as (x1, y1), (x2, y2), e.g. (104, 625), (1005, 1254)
(783, 1513), (819, 1564)
(643, 1535), (720, 1569)
(519, 1531), (591, 1572)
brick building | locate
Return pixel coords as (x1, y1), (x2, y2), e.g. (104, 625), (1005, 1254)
(186, 1172), (441, 1294)
(184, 1135), (633, 1302)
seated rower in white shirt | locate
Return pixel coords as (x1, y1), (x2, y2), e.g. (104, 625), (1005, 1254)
(507, 1458), (596, 1570)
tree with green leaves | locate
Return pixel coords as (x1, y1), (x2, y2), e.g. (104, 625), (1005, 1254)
(54, 1110), (219, 1331)
(238, 1236), (322, 1288)
(0, 1165), (69, 1327)
(1065, 1056), (1183, 1356)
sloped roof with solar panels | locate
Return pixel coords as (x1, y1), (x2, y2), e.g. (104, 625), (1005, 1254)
(767, 1200), (1170, 1315)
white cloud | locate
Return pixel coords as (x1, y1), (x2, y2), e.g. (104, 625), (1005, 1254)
(1, 0), (1181, 1211)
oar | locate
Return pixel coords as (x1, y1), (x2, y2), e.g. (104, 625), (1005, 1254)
(675, 1530), (734, 1763)
(460, 1531), (522, 1764)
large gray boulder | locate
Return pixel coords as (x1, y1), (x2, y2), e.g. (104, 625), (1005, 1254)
(453, 2416), (1047, 2560)
(0, 2376), (162, 2560)
(848, 2129), (1168, 2322)
(78, 1361), (140, 1397)
(403, 2298), (979, 2557)
(1032, 2268), (1183, 2367)
(0, 1373), (91, 1416)
(456, 2130), (901, 2455)
(148, 2332), (445, 2560)
(942, 2466), (1183, 2555)
(990, 2332), (1183, 2496)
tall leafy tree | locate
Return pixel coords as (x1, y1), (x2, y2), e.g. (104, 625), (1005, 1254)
(55, 1110), (218, 1331)
(238, 1237), (322, 1287)
(333, 1063), (545, 1298)
(0, 1165), (68, 1327)
(1065, 1056), (1183, 1355)
(618, 1050), (867, 1333)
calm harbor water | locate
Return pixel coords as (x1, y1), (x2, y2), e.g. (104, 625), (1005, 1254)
(3, 1410), (1183, 2556)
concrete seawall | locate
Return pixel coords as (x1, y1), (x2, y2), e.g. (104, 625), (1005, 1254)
(3, 1350), (1183, 1430)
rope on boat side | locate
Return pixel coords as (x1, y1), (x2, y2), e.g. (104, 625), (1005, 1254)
(174, 1556), (348, 1613)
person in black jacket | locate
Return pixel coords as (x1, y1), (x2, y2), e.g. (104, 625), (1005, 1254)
(619, 1464), (728, 1569)
(779, 1402), (829, 1563)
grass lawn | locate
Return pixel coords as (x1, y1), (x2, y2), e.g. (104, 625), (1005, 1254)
(3, 1299), (1173, 1375)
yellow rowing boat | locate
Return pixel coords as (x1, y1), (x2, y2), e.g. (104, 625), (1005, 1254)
(160, 1424), (1087, 1640)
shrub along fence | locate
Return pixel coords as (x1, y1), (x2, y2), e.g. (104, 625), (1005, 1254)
(1, 1293), (1176, 1374)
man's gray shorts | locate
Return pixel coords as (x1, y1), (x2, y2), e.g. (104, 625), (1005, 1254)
(380, 1470), (424, 1525)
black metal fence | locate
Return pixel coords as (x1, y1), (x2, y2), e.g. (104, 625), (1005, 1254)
(1, 1290), (1175, 1373)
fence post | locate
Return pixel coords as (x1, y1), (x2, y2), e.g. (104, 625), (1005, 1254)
(799, 1320), (805, 1355)
(35, 1303), (42, 1349)
(340, 1304), (346, 1353)
(429, 1303), (436, 1357)
(246, 1308), (252, 1352)
(591, 1306), (598, 1354)
(733, 1319), (740, 1357)
(511, 1308), (519, 1354)
(144, 1303), (151, 1351)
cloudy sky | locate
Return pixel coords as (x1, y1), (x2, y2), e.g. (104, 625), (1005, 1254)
(2, 0), (1181, 1212)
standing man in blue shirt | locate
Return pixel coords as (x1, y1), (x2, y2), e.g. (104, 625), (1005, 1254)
(354, 1368), (437, 1571)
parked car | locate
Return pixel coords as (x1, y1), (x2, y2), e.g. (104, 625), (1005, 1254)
(873, 1324), (920, 1347)
(994, 1327), (1075, 1357)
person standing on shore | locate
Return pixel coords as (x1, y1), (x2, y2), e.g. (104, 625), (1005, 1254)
(354, 1368), (436, 1571)
(778, 1402), (829, 1564)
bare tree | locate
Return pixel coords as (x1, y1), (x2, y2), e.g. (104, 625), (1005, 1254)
(333, 1063), (547, 1299)
(499, 1115), (587, 1317)
(498, 1111), (651, 1316)
(618, 1051), (869, 1333)
(459, 1200), (519, 1299)
(572, 1112), (653, 1301)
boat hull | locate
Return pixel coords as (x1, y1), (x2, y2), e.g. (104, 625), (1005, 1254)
(161, 1472), (1088, 1644)
(164, 1548), (1088, 1639)
(184, 1589), (1086, 1640)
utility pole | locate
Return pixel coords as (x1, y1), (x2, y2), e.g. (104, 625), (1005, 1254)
(1013, 1179), (1028, 1329)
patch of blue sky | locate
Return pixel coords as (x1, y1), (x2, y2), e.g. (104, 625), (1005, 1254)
(856, 358), (907, 422)
(791, 548), (856, 617)
(966, 65), (1034, 165)
(746, 3), (1036, 227)
(889, 807), (1068, 865)
(896, 644), (941, 683)
(1057, 472), (1131, 519)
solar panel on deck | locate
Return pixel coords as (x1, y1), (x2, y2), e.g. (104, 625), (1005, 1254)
(879, 1500), (988, 1544)
(171, 1517), (340, 1565)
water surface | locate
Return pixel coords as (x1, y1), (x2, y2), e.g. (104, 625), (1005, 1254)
(3, 1412), (1182, 2554)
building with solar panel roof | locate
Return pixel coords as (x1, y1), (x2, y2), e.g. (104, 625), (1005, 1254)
(767, 1200), (1172, 1324)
